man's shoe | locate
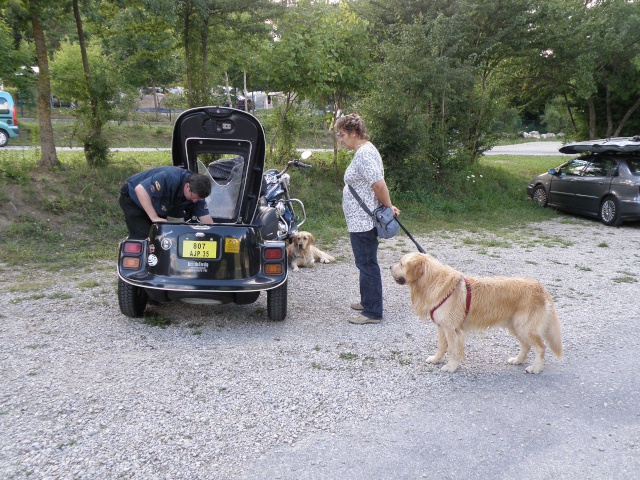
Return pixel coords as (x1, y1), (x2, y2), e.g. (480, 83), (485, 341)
(349, 313), (381, 325)
(350, 302), (364, 311)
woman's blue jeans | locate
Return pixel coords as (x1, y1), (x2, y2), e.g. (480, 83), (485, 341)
(350, 228), (383, 319)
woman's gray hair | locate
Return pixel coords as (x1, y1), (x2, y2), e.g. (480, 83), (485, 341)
(335, 113), (370, 140)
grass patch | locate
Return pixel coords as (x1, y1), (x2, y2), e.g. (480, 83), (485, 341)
(612, 276), (637, 284)
(339, 352), (358, 360)
(48, 292), (74, 300)
(12, 121), (175, 149)
(575, 264), (592, 272)
(1, 144), (571, 269)
(142, 312), (172, 328)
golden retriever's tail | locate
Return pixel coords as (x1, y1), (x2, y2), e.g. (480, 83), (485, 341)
(545, 302), (563, 359)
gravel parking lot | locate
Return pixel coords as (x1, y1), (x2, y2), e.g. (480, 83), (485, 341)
(1, 217), (639, 479)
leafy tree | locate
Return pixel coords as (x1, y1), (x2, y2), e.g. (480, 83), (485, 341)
(50, 39), (129, 164)
(93, 0), (182, 114)
(22, 0), (61, 167)
(260, 0), (370, 168)
(507, 0), (640, 139)
(360, 0), (536, 189)
(0, 18), (17, 81)
(71, 0), (112, 166)
(174, 0), (278, 108)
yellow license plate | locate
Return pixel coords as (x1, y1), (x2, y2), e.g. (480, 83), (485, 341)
(181, 240), (217, 259)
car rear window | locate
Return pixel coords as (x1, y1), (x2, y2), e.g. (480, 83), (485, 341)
(0, 98), (9, 114)
(627, 159), (640, 176)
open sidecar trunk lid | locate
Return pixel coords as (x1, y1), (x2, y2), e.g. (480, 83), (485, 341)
(171, 107), (266, 224)
(559, 136), (640, 154)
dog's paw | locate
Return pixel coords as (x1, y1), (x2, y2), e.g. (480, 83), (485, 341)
(525, 364), (543, 374)
(441, 362), (460, 373)
(507, 356), (524, 365)
(319, 258), (330, 264)
(426, 355), (442, 364)
(291, 265), (299, 272)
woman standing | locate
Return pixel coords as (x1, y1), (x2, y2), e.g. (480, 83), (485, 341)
(336, 113), (401, 325)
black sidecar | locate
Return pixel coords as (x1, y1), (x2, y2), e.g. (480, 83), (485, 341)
(117, 107), (288, 321)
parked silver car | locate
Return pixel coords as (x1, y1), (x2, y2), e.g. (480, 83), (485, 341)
(526, 137), (640, 226)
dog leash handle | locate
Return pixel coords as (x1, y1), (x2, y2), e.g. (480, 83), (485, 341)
(396, 218), (426, 254)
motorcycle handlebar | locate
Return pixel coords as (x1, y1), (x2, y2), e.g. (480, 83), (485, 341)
(284, 159), (313, 171)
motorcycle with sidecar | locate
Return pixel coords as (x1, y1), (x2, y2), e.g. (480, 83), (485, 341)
(117, 106), (308, 321)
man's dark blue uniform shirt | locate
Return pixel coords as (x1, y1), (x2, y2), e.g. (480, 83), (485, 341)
(125, 166), (209, 219)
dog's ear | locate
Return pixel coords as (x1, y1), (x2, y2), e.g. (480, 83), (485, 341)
(405, 254), (427, 283)
(308, 233), (315, 245)
(288, 235), (296, 245)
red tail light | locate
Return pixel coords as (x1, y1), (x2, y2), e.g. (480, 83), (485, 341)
(123, 241), (143, 254)
(264, 248), (283, 260)
(12, 106), (18, 126)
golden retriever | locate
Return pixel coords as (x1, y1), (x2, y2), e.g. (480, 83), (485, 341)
(390, 252), (562, 374)
(287, 231), (336, 271)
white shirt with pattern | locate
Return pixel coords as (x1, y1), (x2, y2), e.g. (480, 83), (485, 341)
(342, 142), (384, 233)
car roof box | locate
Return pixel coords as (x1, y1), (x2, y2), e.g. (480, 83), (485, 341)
(559, 136), (640, 154)
(171, 107), (266, 224)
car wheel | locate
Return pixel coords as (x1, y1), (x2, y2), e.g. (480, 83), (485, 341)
(600, 196), (621, 226)
(118, 278), (148, 317)
(0, 130), (8, 148)
(532, 185), (548, 207)
(267, 280), (287, 321)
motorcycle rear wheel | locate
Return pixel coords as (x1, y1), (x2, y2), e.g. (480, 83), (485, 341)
(267, 280), (287, 321)
(118, 279), (148, 317)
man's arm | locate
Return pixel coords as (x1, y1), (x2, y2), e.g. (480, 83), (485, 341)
(134, 184), (166, 223)
(198, 214), (214, 224)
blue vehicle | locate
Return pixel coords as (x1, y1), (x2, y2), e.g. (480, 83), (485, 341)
(0, 91), (19, 147)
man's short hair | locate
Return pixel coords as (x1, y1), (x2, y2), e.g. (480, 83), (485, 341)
(188, 173), (212, 198)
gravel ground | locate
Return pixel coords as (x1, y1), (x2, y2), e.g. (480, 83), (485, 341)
(1, 217), (639, 479)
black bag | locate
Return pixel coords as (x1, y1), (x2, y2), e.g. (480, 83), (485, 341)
(348, 185), (400, 239)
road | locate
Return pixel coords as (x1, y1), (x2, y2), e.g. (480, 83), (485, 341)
(2, 141), (570, 155)
(484, 141), (570, 156)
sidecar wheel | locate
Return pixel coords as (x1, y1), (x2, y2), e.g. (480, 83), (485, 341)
(118, 278), (148, 317)
(267, 280), (287, 321)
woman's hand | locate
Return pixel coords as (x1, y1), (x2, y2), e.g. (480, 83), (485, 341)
(371, 179), (400, 216)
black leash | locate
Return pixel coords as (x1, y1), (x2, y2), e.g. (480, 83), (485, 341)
(347, 184), (425, 254)
(396, 217), (426, 254)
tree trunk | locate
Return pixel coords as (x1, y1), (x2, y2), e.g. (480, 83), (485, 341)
(243, 70), (248, 112)
(182, 2), (195, 107)
(31, 12), (59, 168)
(199, 26), (209, 105)
(605, 86), (613, 138)
(73, 0), (105, 165)
(613, 96), (640, 137)
(563, 92), (578, 134)
(224, 71), (233, 106)
(588, 97), (597, 139)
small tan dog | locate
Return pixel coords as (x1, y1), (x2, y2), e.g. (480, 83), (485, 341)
(390, 252), (562, 374)
(287, 231), (336, 271)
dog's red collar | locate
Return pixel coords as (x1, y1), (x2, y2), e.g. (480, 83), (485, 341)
(429, 278), (472, 322)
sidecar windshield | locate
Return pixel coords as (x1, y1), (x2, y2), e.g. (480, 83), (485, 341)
(173, 108), (266, 225)
(195, 154), (245, 221)
(190, 138), (251, 222)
